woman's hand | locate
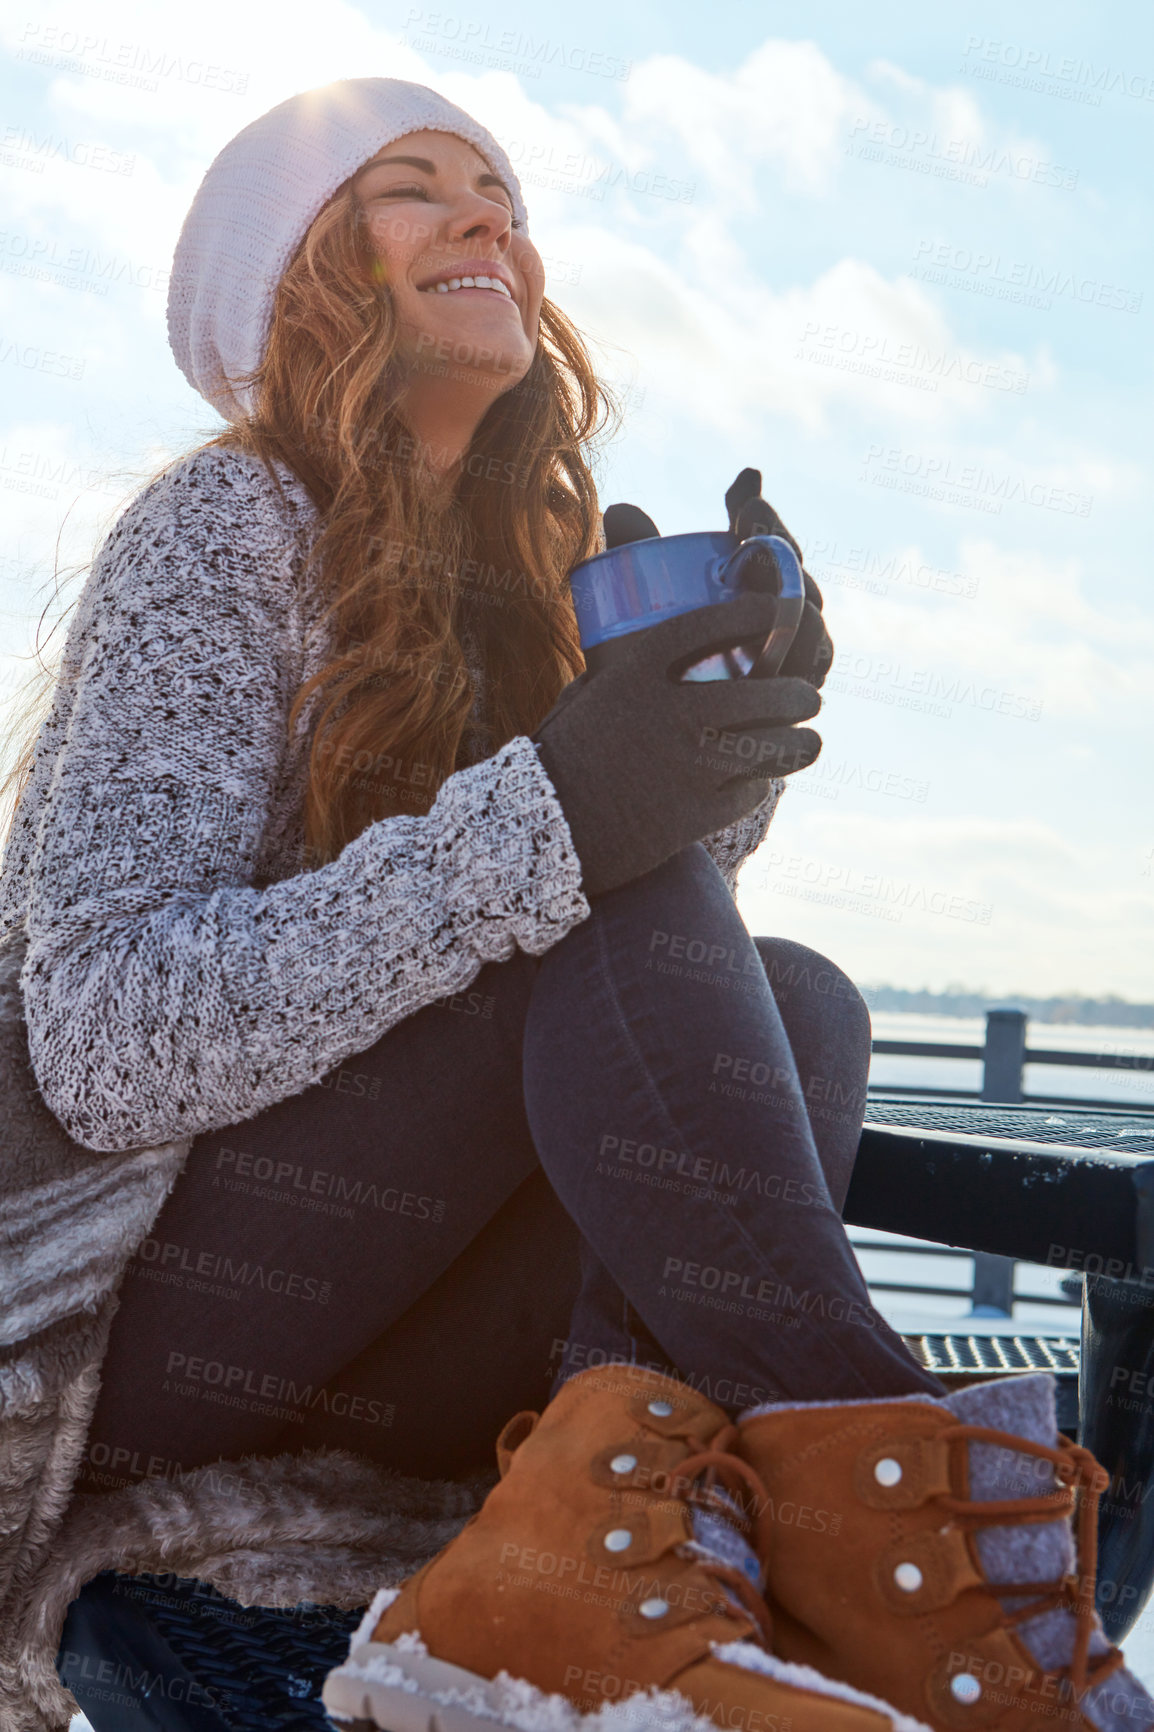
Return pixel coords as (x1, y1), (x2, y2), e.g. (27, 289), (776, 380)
(532, 588), (821, 898)
(725, 468), (834, 691)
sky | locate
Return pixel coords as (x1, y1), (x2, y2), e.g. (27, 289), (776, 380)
(0, 0), (1151, 999)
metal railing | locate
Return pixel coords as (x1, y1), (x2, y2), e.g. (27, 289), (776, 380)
(849, 1237), (1076, 1317)
(870, 1007), (1154, 1110)
(853, 1008), (1153, 1321)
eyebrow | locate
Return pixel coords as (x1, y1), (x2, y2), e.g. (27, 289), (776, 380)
(355, 152), (514, 204)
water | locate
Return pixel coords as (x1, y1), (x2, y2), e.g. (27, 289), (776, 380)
(868, 1011), (1154, 1111)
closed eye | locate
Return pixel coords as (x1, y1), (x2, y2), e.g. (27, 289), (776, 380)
(369, 184), (520, 226)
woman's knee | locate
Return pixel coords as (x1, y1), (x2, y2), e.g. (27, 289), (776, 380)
(752, 935), (871, 1048)
(561, 844), (742, 979)
(752, 938), (870, 1213)
(596, 843), (742, 939)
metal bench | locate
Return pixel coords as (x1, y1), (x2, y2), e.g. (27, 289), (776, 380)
(60, 1072), (1154, 1727)
(847, 1091), (1154, 1644)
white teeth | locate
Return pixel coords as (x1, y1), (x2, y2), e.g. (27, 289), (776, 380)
(423, 274), (513, 300)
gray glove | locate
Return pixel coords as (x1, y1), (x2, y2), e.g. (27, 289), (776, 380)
(532, 587), (821, 897)
(725, 468), (834, 690)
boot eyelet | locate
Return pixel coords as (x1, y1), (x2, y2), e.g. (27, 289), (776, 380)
(950, 1674), (982, 1705)
(604, 1528), (633, 1552)
(893, 1562), (923, 1593)
(639, 1596), (670, 1618)
(874, 1457), (902, 1487)
(647, 1400), (674, 1418)
(610, 1453), (638, 1474)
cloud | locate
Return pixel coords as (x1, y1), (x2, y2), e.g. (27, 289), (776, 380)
(0, 12), (1055, 444)
(621, 38), (879, 204)
(557, 240), (1040, 441)
(736, 807), (1154, 998)
(0, 420), (158, 620)
(818, 537), (1154, 718)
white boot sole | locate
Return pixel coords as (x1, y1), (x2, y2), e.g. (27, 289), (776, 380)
(322, 1639), (526, 1732)
(322, 1636), (938, 1732)
(321, 1593), (934, 1732)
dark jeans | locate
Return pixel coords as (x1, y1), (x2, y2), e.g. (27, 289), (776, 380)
(77, 843), (942, 1493)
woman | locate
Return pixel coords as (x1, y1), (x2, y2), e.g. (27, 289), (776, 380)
(2, 76), (1144, 1732)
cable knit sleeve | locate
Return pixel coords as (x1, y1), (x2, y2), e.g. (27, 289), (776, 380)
(698, 779), (786, 897)
(19, 449), (591, 1154)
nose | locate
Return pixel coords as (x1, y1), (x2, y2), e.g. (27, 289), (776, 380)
(446, 189), (513, 252)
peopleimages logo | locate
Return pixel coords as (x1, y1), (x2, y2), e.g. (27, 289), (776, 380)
(859, 443), (1093, 519)
(808, 540), (979, 600)
(910, 239), (1142, 314)
(845, 116), (1078, 189)
(0, 126), (135, 174)
(0, 231), (167, 292)
(400, 8), (633, 80)
(754, 850), (994, 925)
(795, 320), (1029, 394)
(0, 335), (84, 380)
(962, 35), (1154, 104)
(14, 23), (248, 94)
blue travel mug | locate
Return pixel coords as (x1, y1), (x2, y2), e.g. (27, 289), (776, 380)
(569, 531), (805, 680)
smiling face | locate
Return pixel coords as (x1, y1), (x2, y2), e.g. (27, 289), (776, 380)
(352, 128), (544, 403)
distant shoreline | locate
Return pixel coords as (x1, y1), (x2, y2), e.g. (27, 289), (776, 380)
(860, 986), (1154, 1028)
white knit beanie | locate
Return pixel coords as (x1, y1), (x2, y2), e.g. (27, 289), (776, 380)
(167, 76), (530, 423)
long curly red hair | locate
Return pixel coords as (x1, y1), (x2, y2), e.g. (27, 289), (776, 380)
(0, 177), (620, 867)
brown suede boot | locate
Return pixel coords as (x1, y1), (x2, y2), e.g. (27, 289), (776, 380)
(734, 1374), (1154, 1732)
(322, 1363), (931, 1732)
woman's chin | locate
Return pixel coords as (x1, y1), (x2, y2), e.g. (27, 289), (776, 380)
(405, 339), (534, 390)
(421, 313), (527, 353)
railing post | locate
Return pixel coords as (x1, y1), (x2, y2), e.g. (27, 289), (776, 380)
(970, 1253), (1017, 1316)
(971, 1009), (1028, 1314)
(982, 1008), (1027, 1104)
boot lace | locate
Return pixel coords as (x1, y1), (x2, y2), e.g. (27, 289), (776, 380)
(659, 1422), (776, 1645)
(936, 1423), (1125, 1701)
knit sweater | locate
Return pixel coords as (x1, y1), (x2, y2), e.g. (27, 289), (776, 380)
(0, 445), (784, 1155)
